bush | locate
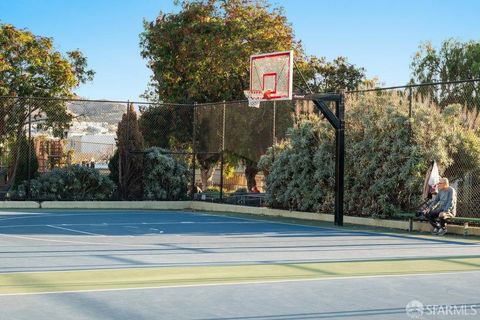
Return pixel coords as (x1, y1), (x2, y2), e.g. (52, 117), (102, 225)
(261, 93), (480, 217)
(143, 147), (189, 200)
(14, 165), (115, 200)
(262, 115), (335, 212)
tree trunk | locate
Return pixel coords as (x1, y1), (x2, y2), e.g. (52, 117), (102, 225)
(197, 155), (219, 190)
(245, 162), (258, 191)
(199, 164), (216, 190)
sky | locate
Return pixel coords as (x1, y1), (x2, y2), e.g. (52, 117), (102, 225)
(1, 0), (480, 101)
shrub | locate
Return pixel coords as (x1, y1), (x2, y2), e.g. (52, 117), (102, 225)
(14, 165), (115, 200)
(143, 147), (189, 200)
(262, 115), (335, 212)
(12, 134), (38, 186)
(261, 93), (480, 217)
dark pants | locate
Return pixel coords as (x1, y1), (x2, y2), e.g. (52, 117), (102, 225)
(428, 209), (447, 229)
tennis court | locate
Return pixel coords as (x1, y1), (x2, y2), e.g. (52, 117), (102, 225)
(0, 209), (479, 319)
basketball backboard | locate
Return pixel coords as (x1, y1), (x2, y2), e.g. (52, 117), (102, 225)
(247, 50), (293, 102)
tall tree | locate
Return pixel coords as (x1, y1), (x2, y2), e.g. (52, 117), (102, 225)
(140, 0), (297, 189)
(140, 0), (297, 104)
(139, 104), (193, 150)
(296, 56), (366, 93)
(0, 23), (94, 185)
(411, 39), (480, 128)
(140, 0), (365, 190)
(116, 104), (145, 199)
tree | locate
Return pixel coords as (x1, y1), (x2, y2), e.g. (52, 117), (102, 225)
(411, 39), (480, 128)
(140, 0), (297, 104)
(116, 104), (145, 199)
(140, 0), (298, 189)
(0, 23), (94, 185)
(295, 56), (366, 93)
(12, 133), (38, 187)
(140, 0), (365, 190)
(139, 104), (193, 150)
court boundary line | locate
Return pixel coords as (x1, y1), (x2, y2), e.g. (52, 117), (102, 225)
(194, 211), (480, 245)
(0, 269), (478, 297)
(46, 225), (105, 236)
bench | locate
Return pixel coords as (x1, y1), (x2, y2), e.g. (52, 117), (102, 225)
(394, 212), (480, 234)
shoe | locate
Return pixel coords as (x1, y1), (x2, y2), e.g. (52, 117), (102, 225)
(431, 227), (440, 235)
(437, 228), (447, 236)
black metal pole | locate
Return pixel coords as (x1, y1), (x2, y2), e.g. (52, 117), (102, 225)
(220, 101), (226, 201)
(27, 102), (32, 199)
(335, 95), (345, 226)
(191, 102), (197, 200)
(220, 151), (224, 201)
(408, 87), (413, 118)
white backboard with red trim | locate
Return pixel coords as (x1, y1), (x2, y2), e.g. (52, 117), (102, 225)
(249, 50), (293, 101)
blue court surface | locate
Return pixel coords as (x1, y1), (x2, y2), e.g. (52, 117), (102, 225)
(0, 209), (479, 319)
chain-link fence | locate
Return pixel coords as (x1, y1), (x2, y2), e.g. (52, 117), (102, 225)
(2, 79), (479, 219)
(345, 79), (480, 218)
(0, 96), (296, 203)
(0, 97), (126, 199)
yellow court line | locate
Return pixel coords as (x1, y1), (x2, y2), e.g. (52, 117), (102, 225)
(1, 257), (480, 295)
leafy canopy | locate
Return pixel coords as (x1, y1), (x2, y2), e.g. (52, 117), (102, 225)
(0, 23), (94, 97)
(140, 0), (297, 103)
(0, 23), (94, 140)
(411, 39), (480, 116)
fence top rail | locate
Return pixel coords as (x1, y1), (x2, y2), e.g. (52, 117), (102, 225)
(346, 78), (480, 94)
(0, 96), (193, 107)
(2, 78), (478, 106)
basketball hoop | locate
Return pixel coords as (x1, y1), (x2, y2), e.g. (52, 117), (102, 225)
(244, 90), (264, 108)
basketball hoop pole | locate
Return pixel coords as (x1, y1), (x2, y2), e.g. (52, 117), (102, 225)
(296, 93), (345, 226)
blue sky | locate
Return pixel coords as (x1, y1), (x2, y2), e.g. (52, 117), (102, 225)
(1, 0), (479, 101)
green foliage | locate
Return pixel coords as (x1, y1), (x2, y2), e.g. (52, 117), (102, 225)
(108, 149), (119, 186)
(143, 147), (189, 200)
(116, 104), (145, 199)
(12, 134), (38, 186)
(262, 92), (480, 216)
(263, 115), (335, 212)
(14, 165), (115, 201)
(140, 0), (297, 104)
(295, 56), (366, 93)
(139, 104), (193, 149)
(0, 24), (94, 140)
(411, 39), (480, 116)
(0, 23), (94, 188)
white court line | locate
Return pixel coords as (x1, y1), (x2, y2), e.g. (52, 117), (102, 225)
(0, 233), (160, 249)
(0, 269), (478, 297)
(193, 211), (480, 244)
(47, 225), (104, 236)
(0, 221), (256, 229)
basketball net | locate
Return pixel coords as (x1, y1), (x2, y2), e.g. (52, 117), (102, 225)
(244, 90), (273, 108)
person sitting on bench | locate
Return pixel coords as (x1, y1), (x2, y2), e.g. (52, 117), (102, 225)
(424, 177), (457, 235)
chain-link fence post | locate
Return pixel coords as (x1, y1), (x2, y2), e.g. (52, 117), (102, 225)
(191, 102), (197, 200)
(219, 101), (226, 201)
(27, 101), (32, 199)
